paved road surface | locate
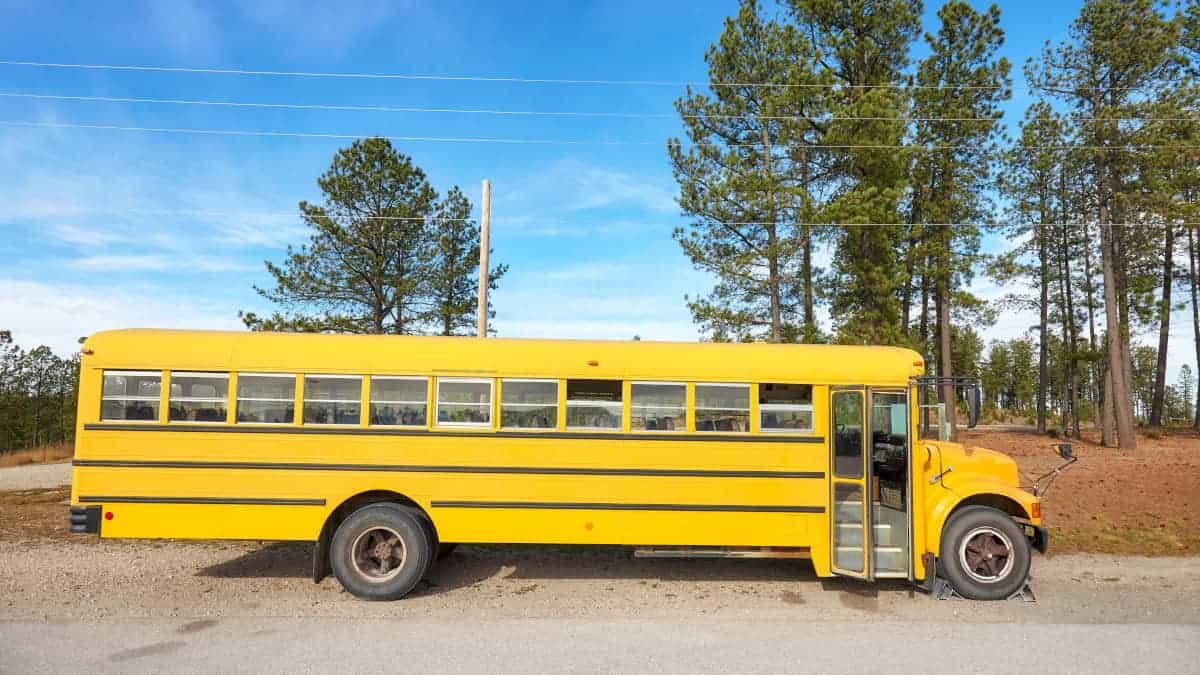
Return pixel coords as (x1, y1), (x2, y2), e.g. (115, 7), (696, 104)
(0, 461), (70, 491)
(1, 617), (1195, 674)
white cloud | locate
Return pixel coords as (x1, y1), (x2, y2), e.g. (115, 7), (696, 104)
(494, 159), (679, 238)
(0, 128), (312, 280)
(68, 253), (252, 273)
(0, 279), (243, 355)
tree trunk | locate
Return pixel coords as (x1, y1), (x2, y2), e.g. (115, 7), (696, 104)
(901, 229), (915, 339)
(919, 262), (931, 354)
(801, 223), (815, 342)
(936, 228), (957, 440)
(799, 148), (816, 343)
(762, 125), (781, 342)
(1060, 218), (1081, 439)
(1036, 220), (1050, 434)
(1102, 364), (1116, 444)
(1082, 220), (1100, 425)
(1190, 226), (1200, 429)
(1149, 224), (1174, 428)
(1100, 219), (1137, 448)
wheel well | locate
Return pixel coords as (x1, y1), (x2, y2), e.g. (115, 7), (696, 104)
(312, 490), (431, 582)
(949, 494), (1028, 521)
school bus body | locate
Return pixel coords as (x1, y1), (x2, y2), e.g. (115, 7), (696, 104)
(69, 329), (1042, 592)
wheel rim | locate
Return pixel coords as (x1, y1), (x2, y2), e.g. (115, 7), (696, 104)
(350, 526), (407, 583)
(958, 525), (1015, 584)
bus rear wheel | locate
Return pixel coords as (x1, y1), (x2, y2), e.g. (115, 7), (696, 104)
(939, 505), (1031, 600)
(331, 503), (432, 601)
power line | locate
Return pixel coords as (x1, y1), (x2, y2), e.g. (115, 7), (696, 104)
(9, 206), (1194, 228)
(0, 59), (1166, 93)
(0, 59), (985, 89)
(3, 119), (1197, 152)
(23, 207), (470, 222)
(3, 91), (1192, 124)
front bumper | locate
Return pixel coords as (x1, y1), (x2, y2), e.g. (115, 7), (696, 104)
(1026, 524), (1049, 554)
(69, 505), (101, 534)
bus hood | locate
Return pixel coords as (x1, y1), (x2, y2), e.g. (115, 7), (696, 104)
(926, 441), (1020, 488)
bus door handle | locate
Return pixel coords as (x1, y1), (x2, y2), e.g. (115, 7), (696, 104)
(929, 466), (953, 485)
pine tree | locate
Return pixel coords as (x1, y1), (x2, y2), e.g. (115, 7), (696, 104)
(997, 103), (1064, 432)
(911, 1), (1010, 437)
(786, 0), (922, 345)
(242, 138), (504, 336)
(424, 187), (507, 336)
(1028, 0), (1181, 448)
(668, 0), (826, 342)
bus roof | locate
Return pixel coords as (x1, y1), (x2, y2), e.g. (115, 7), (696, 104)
(82, 329), (926, 386)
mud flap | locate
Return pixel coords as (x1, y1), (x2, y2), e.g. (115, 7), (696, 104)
(312, 522), (332, 583)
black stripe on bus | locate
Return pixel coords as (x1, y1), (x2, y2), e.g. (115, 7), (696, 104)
(430, 500), (825, 514)
(76, 495), (326, 506)
(82, 423), (825, 444)
(71, 459), (824, 480)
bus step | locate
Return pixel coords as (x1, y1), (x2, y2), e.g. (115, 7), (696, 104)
(634, 546), (811, 559)
(836, 522), (895, 547)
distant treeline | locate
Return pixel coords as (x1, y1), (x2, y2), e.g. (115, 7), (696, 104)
(0, 335), (79, 454)
(971, 336), (1194, 430)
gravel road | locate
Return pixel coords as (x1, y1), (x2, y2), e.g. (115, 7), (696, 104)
(0, 461), (70, 491)
(2, 538), (1197, 623)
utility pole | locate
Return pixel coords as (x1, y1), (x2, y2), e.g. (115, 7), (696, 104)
(476, 179), (491, 337)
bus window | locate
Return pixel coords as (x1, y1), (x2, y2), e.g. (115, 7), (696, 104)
(168, 372), (228, 423)
(833, 391), (865, 479)
(100, 370), (161, 421)
(759, 383), (814, 432)
(565, 379), (622, 429)
(370, 377), (428, 426)
(500, 379), (558, 429)
(303, 375), (362, 425)
(436, 378), (493, 426)
(630, 382), (686, 432)
(236, 374), (296, 424)
(694, 383), (750, 432)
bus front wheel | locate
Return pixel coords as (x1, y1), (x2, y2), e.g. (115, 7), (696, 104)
(939, 505), (1031, 600)
(330, 503), (433, 601)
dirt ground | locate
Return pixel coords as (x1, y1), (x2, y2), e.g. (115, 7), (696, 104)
(960, 427), (1200, 555)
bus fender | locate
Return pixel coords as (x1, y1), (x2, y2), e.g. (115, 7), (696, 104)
(924, 480), (1039, 556)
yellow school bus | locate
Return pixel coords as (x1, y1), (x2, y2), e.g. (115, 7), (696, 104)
(69, 329), (1046, 600)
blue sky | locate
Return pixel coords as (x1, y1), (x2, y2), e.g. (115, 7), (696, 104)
(1, 0), (1192, 379)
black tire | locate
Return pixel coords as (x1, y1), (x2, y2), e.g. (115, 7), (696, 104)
(939, 505), (1032, 600)
(330, 503), (433, 601)
(411, 509), (440, 579)
(437, 543), (459, 561)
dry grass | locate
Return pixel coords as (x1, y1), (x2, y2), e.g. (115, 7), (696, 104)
(0, 443), (74, 468)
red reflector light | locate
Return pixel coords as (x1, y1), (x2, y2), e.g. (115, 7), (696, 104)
(104, 511), (114, 521)
(1030, 502), (1041, 520)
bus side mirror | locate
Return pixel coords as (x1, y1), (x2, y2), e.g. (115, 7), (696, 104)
(966, 384), (981, 428)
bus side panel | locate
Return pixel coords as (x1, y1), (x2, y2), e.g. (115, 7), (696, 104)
(72, 430), (830, 548)
(430, 508), (811, 547)
(95, 503), (325, 541)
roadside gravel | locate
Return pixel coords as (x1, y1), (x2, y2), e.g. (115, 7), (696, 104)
(0, 462), (70, 491)
(1, 538), (1197, 624)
